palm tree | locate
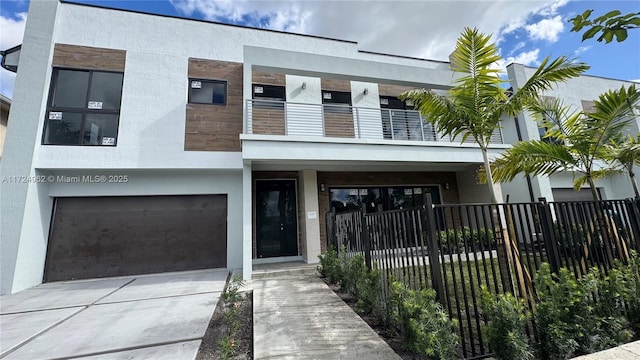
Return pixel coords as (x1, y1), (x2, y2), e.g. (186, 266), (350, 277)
(489, 85), (640, 201)
(401, 27), (589, 203)
(606, 134), (640, 198)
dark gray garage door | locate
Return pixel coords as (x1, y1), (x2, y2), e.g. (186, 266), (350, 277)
(44, 195), (227, 282)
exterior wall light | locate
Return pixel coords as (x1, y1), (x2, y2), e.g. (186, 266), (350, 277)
(363, 88), (369, 95)
(301, 82), (307, 90)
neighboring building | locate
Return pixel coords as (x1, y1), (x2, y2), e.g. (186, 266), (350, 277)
(0, 94), (9, 158)
(0, 0), (637, 294)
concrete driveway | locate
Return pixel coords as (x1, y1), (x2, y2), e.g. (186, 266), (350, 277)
(0, 269), (228, 360)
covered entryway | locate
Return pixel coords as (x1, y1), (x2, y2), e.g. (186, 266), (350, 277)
(255, 180), (298, 258)
(44, 195), (227, 282)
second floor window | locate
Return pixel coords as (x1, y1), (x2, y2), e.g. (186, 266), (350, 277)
(253, 84), (285, 109)
(188, 79), (227, 105)
(43, 68), (123, 146)
(322, 90), (351, 114)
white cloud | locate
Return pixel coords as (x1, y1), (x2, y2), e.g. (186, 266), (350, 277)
(574, 45), (591, 55)
(525, 15), (565, 42)
(0, 12), (27, 98)
(508, 41), (527, 56)
(540, 0), (570, 16)
(507, 49), (541, 66)
(169, 0), (557, 62)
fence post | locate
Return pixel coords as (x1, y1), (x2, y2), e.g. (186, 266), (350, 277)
(625, 198), (640, 252)
(537, 197), (561, 273)
(361, 203), (372, 270)
(422, 193), (446, 305)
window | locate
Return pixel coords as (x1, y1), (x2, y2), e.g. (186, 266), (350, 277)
(380, 96), (423, 140)
(188, 79), (227, 105)
(322, 90), (352, 114)
(43, 69), (123, 146)
(253, 84), (285, 109)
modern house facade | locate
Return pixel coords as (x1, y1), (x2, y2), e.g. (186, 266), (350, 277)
(1, 0), (638, 294)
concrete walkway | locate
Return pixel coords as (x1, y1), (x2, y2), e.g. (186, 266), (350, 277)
(0, 269), (227, 359)
(250, 268), (401, 360)
(572, 341), (640, 359)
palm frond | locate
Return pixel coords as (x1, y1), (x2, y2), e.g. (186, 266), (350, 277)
(488, 140), (578, 183)
(507, 56), (589, 116)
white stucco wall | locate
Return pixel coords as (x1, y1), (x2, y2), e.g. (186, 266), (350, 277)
(0, 0), (60, 294)
(351, 81), (383, 139)
(285, 75), (323, 136)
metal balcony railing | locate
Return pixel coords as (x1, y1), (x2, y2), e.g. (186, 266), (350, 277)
(246, 99), (503, 144)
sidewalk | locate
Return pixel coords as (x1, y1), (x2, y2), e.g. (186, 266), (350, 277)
(572, 341), (640, 359)
(250, 268), (400, 360)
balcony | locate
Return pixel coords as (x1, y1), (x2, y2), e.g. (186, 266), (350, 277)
(246, 99), (503, 144)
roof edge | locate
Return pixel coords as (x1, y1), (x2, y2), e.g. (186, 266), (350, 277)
(60, 0), (359, 45)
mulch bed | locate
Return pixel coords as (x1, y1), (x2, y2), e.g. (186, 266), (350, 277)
(196, 291), (253, 360)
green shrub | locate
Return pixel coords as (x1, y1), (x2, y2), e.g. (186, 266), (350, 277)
(534, 264), (581, 360)
(218, 275), (245, 360)
(620, 252), (640, 331)
(341, 254), (368, 297)
(439, 228), (464, 253)
(356, 265), (388, 324)
(479, 287), (533, 360)
(438, 227), (495, 253)
(317, 246), (341, 284)
(472, 227), (495, 248)
(389, 279), (459, 359)
(533, 263), (633, 360)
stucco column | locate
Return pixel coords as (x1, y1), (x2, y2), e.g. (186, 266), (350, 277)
(0, 0), (60, 294)
(300, 169), (321, 264)
(242, 161), (253, 280)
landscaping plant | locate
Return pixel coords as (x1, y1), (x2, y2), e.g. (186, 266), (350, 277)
(479, 286), (533, 360)
(217, 275), (245, 360)
(389, 279), (459, 360)
(533, 263), (633, 360)
(317, 246), (341, 284)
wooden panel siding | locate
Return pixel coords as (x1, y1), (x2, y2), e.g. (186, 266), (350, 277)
(378, 84), (419, 97)
(252, 71), (286, 86)
(185, 58), (243, 151)
(323, 112), (355, 138)
(321, 79), (351, 92)
(317, 171), (460, 253)
(53, 44), (126, 71)
(251, 107), (285, 135)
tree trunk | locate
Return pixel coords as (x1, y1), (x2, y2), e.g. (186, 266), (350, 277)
(630, 169), (640, 198)
(587, 175), (601, 201)
(482, 148), (499, 204)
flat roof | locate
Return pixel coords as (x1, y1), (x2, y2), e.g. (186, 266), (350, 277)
(61, 0), (358, 45)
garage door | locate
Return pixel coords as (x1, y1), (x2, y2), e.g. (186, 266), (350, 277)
(44, 195), (227, 282)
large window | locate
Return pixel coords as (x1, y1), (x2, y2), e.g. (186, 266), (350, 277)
(43, 69), (123, 146)
(188, 79), (227, 105)
(329, 185), (441, 214)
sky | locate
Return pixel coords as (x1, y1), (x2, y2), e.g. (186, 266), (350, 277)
(1, 0), (639, 99)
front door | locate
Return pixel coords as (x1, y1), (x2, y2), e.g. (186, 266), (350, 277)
(256, 180), (298, 258)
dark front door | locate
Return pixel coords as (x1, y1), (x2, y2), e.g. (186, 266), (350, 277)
(256, 180), (298, 258)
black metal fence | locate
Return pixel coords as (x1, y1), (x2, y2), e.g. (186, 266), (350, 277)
(325, 196), (640, 359)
